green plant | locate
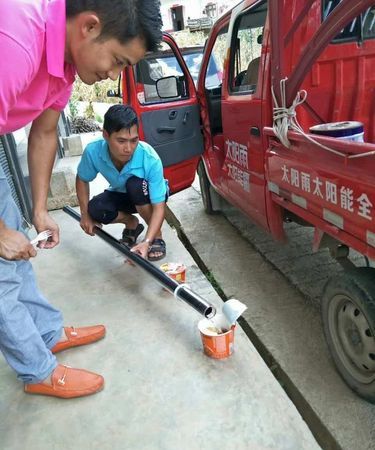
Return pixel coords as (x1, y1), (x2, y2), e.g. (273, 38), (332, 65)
(95, 113), (103, 124)
(68, 99), (79, 120)
(84, 101), (95, 119)
(94, 83), (101, 99)
(71, 78), (119, 104)
(170, 30), (206, 47)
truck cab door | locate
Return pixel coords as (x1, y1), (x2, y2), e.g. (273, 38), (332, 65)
(122, 33), (203, 194)
(221, 0), (269, 229)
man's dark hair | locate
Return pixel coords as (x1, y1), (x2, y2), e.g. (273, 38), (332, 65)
(103, 105), (138, 135)
(66, 0), (162, 51)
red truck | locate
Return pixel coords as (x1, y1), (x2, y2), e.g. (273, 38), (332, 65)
(120, 0), (375, 402)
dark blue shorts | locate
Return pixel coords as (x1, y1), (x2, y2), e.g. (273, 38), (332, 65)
(88, 176), (166, 224)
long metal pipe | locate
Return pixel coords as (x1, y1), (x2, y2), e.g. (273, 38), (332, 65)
(63, 206), (216, 319)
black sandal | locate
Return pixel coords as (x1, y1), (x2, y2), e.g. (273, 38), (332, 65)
(148, 238), (166, 261)
(120, 223), (144, 246)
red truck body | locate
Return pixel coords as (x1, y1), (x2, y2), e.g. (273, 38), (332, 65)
(122, 0), (375, 402)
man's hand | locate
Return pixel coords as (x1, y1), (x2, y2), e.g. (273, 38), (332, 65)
(80, 213), (102, 236)
(131, 241), (149, 259)
(0, 226), (36, 260)
(33, 211), (59, 249)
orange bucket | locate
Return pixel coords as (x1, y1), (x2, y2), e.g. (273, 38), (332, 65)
(198, 316), (235, 359)
(160, 262), (186, 283)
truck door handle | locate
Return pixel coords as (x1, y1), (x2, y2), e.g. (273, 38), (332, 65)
(250, 127), (260, 137)
(169, 110), (178, 120)
(157, 127), (176, 133)
(183, 111), (189, 124)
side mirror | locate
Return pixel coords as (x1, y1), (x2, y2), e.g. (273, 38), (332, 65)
(156, 76), (180, 99)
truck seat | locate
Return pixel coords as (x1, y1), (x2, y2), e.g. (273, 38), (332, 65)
(241, 57), (260, 87)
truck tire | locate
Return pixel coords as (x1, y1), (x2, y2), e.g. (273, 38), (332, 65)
(197, 160), (220, 215)
(322, 267), (375, 403)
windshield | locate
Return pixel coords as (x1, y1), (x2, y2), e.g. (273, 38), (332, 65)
(137, 45), (222, 93)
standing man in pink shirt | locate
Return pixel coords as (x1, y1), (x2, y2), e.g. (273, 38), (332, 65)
(0, 0), (162, 398)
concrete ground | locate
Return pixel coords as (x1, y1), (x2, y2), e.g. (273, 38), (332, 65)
(167, 183), (375, 450)
(0, 161), (320, 449)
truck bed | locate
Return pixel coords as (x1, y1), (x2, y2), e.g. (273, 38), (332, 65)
(265, 128), (375, 259)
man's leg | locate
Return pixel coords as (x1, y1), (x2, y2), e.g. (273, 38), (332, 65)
(125, 177), (164, 259)
(125, 177), (155, 226)
(17, 259), (63, 350)
(0, 258), (58, 383)
(88, 190), (135, 226)
(88, 190), (142, 243)
(0, 169), (104, 397)
(0, 168), (58, 383)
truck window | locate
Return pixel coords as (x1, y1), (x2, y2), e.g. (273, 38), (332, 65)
(133, 41), (188, 105)
(204, 26), (228, 135)
(205, 27), (228, 90)
(182, 50), (203, 86)
(229, 1), (267, 94)
(322, 2), (375, 43)
(363, 7), (375, 40)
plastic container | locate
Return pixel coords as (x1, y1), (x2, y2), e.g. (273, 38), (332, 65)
(160, 262), (186, 283)
(309, 121), (364, 142)
(198, 314), (235, 359)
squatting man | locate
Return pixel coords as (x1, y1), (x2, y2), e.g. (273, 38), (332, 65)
(76, 104), (168, 261)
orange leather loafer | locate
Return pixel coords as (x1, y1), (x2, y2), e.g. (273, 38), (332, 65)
(51, 325), (106, 354)
(24, 364), (104, 398)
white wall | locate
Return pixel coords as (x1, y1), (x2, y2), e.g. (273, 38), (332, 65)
(160, 0), (237, 31)
(161, 0), (207, 31)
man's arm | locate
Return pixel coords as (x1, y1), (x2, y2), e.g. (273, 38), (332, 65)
(28, 108), (61, 248)
(131, 202), (165, 259)
(76, 175), (99, 236)
(143, 202), (165, 243)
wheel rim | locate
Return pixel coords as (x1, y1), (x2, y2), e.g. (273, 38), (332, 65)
(328, 294), (375, 384)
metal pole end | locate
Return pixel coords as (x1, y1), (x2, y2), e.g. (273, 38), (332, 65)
(205, 306), (216, 319)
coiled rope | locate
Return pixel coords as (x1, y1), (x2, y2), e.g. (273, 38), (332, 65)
(271, 78), (375, 160)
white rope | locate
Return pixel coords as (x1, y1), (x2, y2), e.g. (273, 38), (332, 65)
(271, 78), (375, 160)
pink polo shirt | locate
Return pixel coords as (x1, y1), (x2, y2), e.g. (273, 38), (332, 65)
(0, 0), (76, 134)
